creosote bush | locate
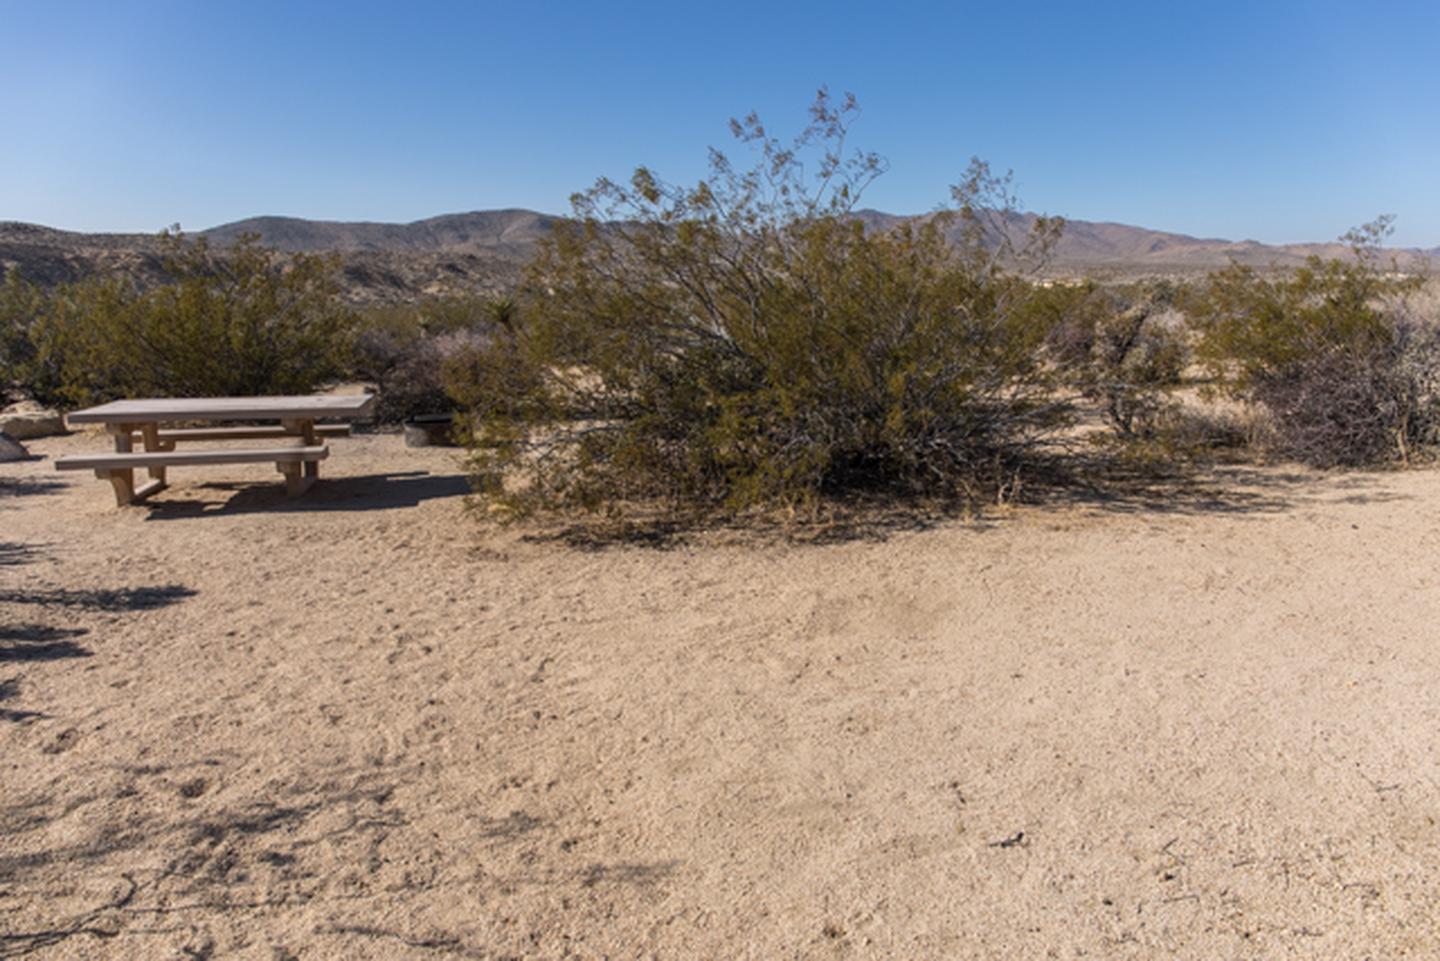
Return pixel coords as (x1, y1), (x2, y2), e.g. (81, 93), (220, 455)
(19, 231), (354, 408)
(1189, 218), (1438, 466)
(0, 272), (54, 406)
(1245, 318), (1440, 466)
(446, 92), (1071, 518)
(1030, 280), (1188, 439)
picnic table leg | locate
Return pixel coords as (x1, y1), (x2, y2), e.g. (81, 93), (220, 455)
(300, 419), (321, 481)
(277, 462), (311, 496)
(281, 418), (322, 493)
(99, 422), (169, 505)
(97, 467), (135, 506)
(139, 423), (172, 489)
(102, 424), (138, 506)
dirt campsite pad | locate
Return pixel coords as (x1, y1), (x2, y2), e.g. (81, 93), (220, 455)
(3, 431), (1440, 958)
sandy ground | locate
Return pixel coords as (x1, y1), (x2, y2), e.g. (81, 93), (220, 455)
(3, 429), (1439, 960)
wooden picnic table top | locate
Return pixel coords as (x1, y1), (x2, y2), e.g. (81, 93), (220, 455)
(66, 394), (375, 425)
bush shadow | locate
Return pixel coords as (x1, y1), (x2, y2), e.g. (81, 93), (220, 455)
(0, 543), (195, 722)
(512, 452), (1314, 551)
(1, 541), (46, 566)
(1024, 454), (1307, 519)
(0, 625), (92, 663)
(0, 759), (527, 958)
(0, 675), (47, 722)
(0, 476), (68, 501)
(521, 501), (998, 551)
(0, 584), (197, 611)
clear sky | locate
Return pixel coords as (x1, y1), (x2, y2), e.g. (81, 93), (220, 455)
(4, 0), (1437, 246)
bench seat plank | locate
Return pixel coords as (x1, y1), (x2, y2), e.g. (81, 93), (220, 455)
(56, 445), (329, 472)
(128, 424), (351, 442)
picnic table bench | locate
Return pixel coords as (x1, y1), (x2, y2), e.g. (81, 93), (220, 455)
(55, 394), (374, 506)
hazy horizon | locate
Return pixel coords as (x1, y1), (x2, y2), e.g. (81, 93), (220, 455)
(9, 206), (1436, 255)
(4, 0), (1437, 247)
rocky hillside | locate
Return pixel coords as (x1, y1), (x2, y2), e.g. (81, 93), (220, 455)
(201, 209), (556, 255)
(0, 214), (538, 303)
(2, 209), (1433, 303)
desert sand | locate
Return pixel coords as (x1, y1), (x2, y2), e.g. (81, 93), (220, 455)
(3, 430), (1439, 959)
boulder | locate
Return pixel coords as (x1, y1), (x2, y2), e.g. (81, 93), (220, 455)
(0, 431), (29, 462)
(0, 401), (67, 440)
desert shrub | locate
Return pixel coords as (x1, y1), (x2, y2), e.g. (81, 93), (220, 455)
(350, 296), (507, 424)
(1033, 281), (1188, 438)
(0, 271), (55, 406)
(27, 231), (355, 407)
(1152, 405), (1255, 453)
(1246, 318), (1440, 466)
(447, 92), (1071, 518)
(1025, 280), (1111, 368)
(1098, 404), (1259, 470)
(1190, 218), (1435, 466)
(357, 332), (453, 425)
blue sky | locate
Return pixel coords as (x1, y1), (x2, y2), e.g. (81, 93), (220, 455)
(4, 0), (1437, 246)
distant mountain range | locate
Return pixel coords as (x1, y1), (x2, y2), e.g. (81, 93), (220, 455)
(849, 209), (1437, 274)
(202, 209), (559, 255)
(1, 208), (1434, 303)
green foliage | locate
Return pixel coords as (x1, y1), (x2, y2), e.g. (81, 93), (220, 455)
(1034, 280), (1188, 438)
(0, 271), (56, 406)
(1188, 217), (1436, 466)
(447, 91), (1071, 518)
(1190, 219), (1414, 384)
(1242, 320), (1440, 466)
(25, 231), (354, 408)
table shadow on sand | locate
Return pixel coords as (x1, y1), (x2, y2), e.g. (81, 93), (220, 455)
(139, 471), (470, 520)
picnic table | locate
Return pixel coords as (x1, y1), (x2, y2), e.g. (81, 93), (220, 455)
(55, 394), (375, 506)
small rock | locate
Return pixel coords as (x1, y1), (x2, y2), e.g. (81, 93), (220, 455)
(0, 401), (67, 440)
(0, 431), (28, 462)
(41, 727), (80, 754)
(178, 777), (209, 799)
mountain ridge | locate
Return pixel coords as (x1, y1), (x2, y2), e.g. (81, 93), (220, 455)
(2, 208), (1433, 303)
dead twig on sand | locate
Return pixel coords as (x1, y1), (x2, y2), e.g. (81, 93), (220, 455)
(326, 925), (485, 957)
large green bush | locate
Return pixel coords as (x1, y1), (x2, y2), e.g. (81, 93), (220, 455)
(25, 231), (354, 407)
(1189, 219), (1437, 466)
(447, 92), (1070, 517)
(0, 272), (54, 407)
